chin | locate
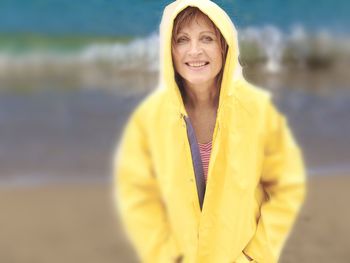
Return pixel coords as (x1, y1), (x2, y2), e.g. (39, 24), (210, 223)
(186, 78), (215, 87)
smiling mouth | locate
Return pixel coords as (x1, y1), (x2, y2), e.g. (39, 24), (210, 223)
(185, 62), (210, 68)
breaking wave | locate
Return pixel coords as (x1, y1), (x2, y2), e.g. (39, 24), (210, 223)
(0, 25), (349, 91)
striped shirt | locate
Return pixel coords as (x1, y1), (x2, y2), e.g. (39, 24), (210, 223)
(198, 141), (212, 183)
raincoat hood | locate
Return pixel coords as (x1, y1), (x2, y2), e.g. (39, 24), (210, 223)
(159, 0), (243, 115)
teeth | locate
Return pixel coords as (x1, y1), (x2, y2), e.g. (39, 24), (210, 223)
(188, 62), (207, 67)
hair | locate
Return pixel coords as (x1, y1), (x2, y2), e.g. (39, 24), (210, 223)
(171, 6), (228, 98)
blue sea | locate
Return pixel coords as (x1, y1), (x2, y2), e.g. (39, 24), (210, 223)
(0, 0), (349, 80)
(0, 0), (349, 36)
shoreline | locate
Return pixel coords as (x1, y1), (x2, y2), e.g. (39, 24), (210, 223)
(0, 169), (349, 190)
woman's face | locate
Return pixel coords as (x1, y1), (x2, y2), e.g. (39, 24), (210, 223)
(172, 15), (223, 88)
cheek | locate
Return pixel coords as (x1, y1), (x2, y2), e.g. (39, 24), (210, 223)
(172, 49), (184, 69)
(211, 49), (223, 70)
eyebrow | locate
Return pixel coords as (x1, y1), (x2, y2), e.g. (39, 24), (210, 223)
(200, 31), (216, 35)
(177, 31), (216, 36)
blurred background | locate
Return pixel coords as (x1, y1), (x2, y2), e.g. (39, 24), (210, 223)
(0, 0), (349, 262)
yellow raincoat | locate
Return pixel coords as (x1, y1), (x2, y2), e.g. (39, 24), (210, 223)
(114, 0), (306, 262)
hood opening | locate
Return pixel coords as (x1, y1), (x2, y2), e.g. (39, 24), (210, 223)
(159, 0), (243, 113)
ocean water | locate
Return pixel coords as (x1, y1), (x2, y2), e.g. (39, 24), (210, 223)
(0, 0), (349, 36)
(0, 0), (349, 186)
(0, 0), (349, 80)
(0, 0), (349, 78)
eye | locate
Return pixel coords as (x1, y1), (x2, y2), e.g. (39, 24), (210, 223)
(201, 35), (214, 43)
(176, 36), (188, 44)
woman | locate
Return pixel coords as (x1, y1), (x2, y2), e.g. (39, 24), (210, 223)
(114, 0), (306, 262)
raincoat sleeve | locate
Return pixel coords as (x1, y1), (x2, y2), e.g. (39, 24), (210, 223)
(114, 111), (181, 263)
(242, 98), (306, 263)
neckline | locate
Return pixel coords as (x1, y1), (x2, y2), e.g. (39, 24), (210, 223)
(198, 141), (212, 146)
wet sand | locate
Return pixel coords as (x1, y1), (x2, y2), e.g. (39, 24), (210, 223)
(0, 175), (349, 263)
(1, 87), (350, 184)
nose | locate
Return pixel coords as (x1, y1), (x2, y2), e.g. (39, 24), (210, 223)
(188, 40), (203, 57)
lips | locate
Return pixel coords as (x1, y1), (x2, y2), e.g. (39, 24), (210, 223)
(185, 61), (210, 68)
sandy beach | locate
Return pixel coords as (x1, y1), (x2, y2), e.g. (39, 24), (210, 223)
(0, 175), (349, 263)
